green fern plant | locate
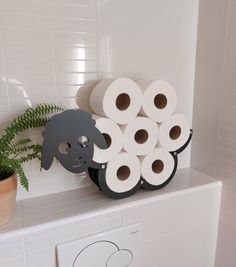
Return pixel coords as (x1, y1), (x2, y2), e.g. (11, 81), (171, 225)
(0, 103), (63, 191)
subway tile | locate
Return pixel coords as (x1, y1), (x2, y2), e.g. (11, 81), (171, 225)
(0, 98), (10, 112)
(26, 247), (56, 266)
(19, 169), (69, 201)
(54, 46), (96, 60)
(55, 59), (97, 73)
(5, 43), (52, 60)
(220, 127), (236, 140)
(64, 186), (99, 202)
(0, 203), (23, 234)
(52, 18), (95, 33)
(8, 84), (57, 99)
(3, 27), (51, 45)
(0, 256), (26, 267)
(56, 73), (97, 85)
(57, 97), (77, 109)
(7, 58), (54, 74)
(217, 219), (236, 266)
(219, 148), (236, 162)
(9, 97), (57, 113)
(24, 227), (75, 253)
(0, 241), (24, 261)
(216, 158), (236, 176)
(52, 0), (95, 7)
(53, 32), (96, 47)
(52, 4), (96, 20)
(221, 115), (236, 128)
(57, 85), (83, 97)
(0, 112), (11, 131)
(222, 93), (236, 106)
(0, 0), (51, 17)
(76, 212), (122, 238)
(0, 55), (8, 99)
(221, 105), (236, 116)
(7, 72), (55, 87)
(32, 261), (56, 267)
(1, 13), (51, 31)
(219, 137), (236, 151)
(22, 199), (70, 220)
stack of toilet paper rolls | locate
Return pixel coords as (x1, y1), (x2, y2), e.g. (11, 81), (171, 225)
(76, 78), (192, 198)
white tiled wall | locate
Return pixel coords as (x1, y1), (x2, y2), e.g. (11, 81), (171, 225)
(216, 0), (236, 266)
(0, 0), (199, 200)
(191, 0), (236, 266)
(0, 0), (98, 199)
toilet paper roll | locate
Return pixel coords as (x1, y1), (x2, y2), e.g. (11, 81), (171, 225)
(158, 113), (190, 152)
(121, 117), (159, 155)
(89, 78), (142, 124)
(76, 84), (95, 113)
(105, 152), (140, 193)
(139, 148), (175, 186)
(137, 80), (177, 122)
(92, 115), (123, 163)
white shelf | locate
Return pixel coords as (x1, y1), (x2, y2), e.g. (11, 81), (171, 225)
(0, 168), (221, 239)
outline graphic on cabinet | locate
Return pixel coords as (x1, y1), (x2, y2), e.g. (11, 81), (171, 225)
(57, 224), (142, 267)
(73, 240), (133, 266)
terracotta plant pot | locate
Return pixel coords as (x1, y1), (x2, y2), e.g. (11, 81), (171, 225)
(0, 173), (17, 226)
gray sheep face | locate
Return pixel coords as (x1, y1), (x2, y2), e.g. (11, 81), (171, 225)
(41, 109), (107, 173)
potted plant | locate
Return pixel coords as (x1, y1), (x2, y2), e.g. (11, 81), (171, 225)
(0, 104), (63, 226)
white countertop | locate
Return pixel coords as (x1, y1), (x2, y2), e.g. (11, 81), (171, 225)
(0, 168), (221, 239)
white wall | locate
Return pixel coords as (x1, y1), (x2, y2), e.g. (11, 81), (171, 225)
(0, 0), (199, 200)
(215, 0), (236, 266)
(191, 0), (236, 266)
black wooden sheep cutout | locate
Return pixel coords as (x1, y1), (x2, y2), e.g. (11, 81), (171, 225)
(41, 109), (108, 174)
(41, 108), (192, 199)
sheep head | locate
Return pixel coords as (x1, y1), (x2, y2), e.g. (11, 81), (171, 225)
(41, 109), (107, 173)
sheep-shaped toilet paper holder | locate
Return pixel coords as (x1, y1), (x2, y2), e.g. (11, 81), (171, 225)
(41, 108), (192, 199)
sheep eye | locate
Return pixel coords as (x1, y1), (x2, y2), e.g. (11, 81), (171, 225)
(78, 136), (89, 148)
(58, 142), (71, 155)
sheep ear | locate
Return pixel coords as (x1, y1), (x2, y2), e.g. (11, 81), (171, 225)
(41, 140), (54, 170)
(93, 128), (108, 149)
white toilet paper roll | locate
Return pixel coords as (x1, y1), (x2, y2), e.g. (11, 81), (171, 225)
(92, 115), (123, 163)
(139, 148), (175, 186)
(158, 113), (190, 152)
(105, 152), (140, 193)
(89, 78), (142, 124)
(76, 84), (95, 113)
(121, 117), (159, 155)
(137, 80), (177, 122)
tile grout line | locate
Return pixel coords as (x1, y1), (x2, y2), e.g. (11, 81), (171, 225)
(49, 0), (58, 106)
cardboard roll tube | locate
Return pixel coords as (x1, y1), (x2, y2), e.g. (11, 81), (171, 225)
(76, 84), (97, 113)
